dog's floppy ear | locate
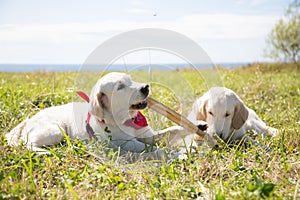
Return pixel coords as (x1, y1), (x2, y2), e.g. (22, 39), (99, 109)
(195, 97), (208, 121)
(232, 98), (249, 130)
(89, 91), (108, 120)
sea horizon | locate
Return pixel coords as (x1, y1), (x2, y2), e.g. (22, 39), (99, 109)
(0, 62), (249, 72)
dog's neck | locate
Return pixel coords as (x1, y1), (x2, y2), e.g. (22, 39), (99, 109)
(77, 91), (149, 140)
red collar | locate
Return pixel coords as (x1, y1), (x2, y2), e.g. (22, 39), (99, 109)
(77, 91), (104, 123)
(77, 91), (98, 141)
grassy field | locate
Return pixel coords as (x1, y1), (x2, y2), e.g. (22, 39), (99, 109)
(0, 64), (299, 199)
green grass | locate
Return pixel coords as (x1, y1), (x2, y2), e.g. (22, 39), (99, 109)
(0, 65), (299, 199)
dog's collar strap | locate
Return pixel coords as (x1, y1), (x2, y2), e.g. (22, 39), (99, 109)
(77, 91), (98, 141)
(77, 91), (90, 103)
(124, 111), (148, 129)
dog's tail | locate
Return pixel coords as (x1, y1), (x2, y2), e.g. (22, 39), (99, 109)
(5, 119), (28, 146)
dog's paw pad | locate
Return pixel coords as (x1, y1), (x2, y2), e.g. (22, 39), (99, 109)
(268, 127), (279, 136)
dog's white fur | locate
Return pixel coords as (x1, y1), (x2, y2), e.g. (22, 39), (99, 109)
(6, 72), (188, 154)
(188, 87), (279, 142)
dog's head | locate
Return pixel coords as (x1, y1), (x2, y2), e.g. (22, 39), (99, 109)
(89, 72), (149, 126)
(194, 87), (249, 141)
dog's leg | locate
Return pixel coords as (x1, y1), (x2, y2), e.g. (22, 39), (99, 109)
(250, 118), (279, 138)
(5, 119), (28, 146)
(244, 136), (271, 152)
(246, 109), (279, 138)
(266, 127), (279, 137)
(28, 146), (51, 155)
(136, 126), (192, 146)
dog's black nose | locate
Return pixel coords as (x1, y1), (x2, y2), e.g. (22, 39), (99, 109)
(140, 84), (149, 96)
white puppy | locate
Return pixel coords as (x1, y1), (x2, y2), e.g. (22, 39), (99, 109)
(6, 72), (188, 154)
(188, 87), (279, 143)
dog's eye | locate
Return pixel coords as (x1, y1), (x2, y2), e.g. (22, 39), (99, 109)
(208, 111), (214, 116)
(117, 83), (125, 90)
(225, 113), (230, 117)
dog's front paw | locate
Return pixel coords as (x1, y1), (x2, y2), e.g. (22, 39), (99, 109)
(267, 127), (279, 137)
(177, 153), (188, 160)
(173, 152), (188, 160)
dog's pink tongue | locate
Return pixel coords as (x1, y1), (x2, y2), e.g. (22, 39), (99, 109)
(124, 111), (148, 129)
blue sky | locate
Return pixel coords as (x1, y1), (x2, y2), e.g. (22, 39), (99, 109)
(0, 0), (291, 64)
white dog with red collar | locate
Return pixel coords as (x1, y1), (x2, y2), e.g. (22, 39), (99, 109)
(6, 72), (190, 155)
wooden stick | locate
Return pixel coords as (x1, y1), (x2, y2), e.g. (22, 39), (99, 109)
(146, 97), (206, 138)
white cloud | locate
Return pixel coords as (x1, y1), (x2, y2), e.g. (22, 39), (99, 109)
(236, 0), (270, 6)
(126, 8), (152, 14)
(0, 13), (281, 63)
(0, 13), (279, 43)
(129, 0), (144, 6)
(175, 14), (279, 39)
